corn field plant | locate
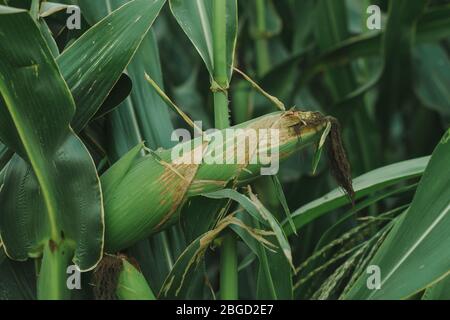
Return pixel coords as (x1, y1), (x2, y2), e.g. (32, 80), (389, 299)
(0, 0), (449, 301)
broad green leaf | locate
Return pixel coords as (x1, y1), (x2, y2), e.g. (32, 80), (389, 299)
(0, 249), (36, 300)
(78, 1), (179, 294)
(81, 0), (178, 291)
(203, 189), (293, 269)
(345, 129), (450, 299)
(270, 175), (295, 235)
(0, 7), (103, 271)
(94, 73), (132, 119)
(158, 216), (234, 299)
(422, 275), (450, 300)
(0, 0), (169, 274)
(231, 213), (292, 300)
(303, 4), (450, 81)
(0, 142), (12, 173)
(413, 43), (450, 117)
(169, 0), (237, 84)
(314, 185), (416, 252)
(315, 0), (379, 174)
(255, 50), (310, 113)
(159, 213), (275, 299)
(76, 0), (175, 149)
(180, 195), (226, 243)
(375, 0), (426, 130)
(255, 239), (292, 299)
(76, 0), (114, 25)
(57, 0), (166, 132)
(286, 156), (429, 236)
(416, 4), (450, 43)
(119, 30), (175, 149)
(38, 16), (60, 57)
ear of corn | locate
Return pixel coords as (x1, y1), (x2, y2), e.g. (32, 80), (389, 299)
(102, 110), (349, 252)
(117, 260), (156, 300)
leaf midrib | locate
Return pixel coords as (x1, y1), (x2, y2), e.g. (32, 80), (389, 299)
(0, 90), (60, 241)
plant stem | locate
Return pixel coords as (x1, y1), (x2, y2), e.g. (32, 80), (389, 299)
(255, 0), (270, 76)
(253, 0), (280, 217)
(37, 240), (72, 300)
(213, 0), (231, 129)
(214, 92), (230, 129)
(220, 231), (238, 299)
(212, 0), (237, 300)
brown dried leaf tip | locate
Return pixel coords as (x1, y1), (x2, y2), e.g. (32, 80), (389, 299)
(325, 116), (355, 205)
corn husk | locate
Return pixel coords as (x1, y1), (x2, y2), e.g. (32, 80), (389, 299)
(101, 110), (353, 252)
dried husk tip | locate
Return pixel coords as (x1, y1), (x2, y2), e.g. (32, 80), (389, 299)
(92, 254), (155, 300)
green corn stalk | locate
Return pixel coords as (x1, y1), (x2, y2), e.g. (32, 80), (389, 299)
(101, 110), (352, 253)
(37, 241), (73, 300)
(211, 0), (237, 300)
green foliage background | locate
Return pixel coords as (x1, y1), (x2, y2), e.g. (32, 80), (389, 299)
(0, 0), (449, 300)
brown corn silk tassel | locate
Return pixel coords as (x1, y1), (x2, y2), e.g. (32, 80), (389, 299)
(325, 116), (355, 205)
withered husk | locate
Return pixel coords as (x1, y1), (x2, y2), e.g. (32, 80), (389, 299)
(92, 255), (124, 300)
(324, 116), (355, 205)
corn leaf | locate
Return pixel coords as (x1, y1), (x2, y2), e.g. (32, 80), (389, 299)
(303, 4), (450, 80)
(375, 0), (427, 130)
(0, 6), (103, 270)
(82, 1), (178, 286)
(422, 275), (450, 300)
(0, 249), (36, 300)
(0, 142), (12, 173)
(231, 213), (292, 300)
(169, 0), (237, 83)
(315, 0), (378, 174)
(158, 216), (234, 299)
(76, 0), (174, 149)
(203, 189), (293, 269)
(345, 129), (450, 299)
(286, 156), (429, 236)
(58, 0), (166, 132)
(413, 43), (450, 117)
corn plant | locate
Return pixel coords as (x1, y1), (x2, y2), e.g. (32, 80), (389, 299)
(0, 0), (449, 300)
